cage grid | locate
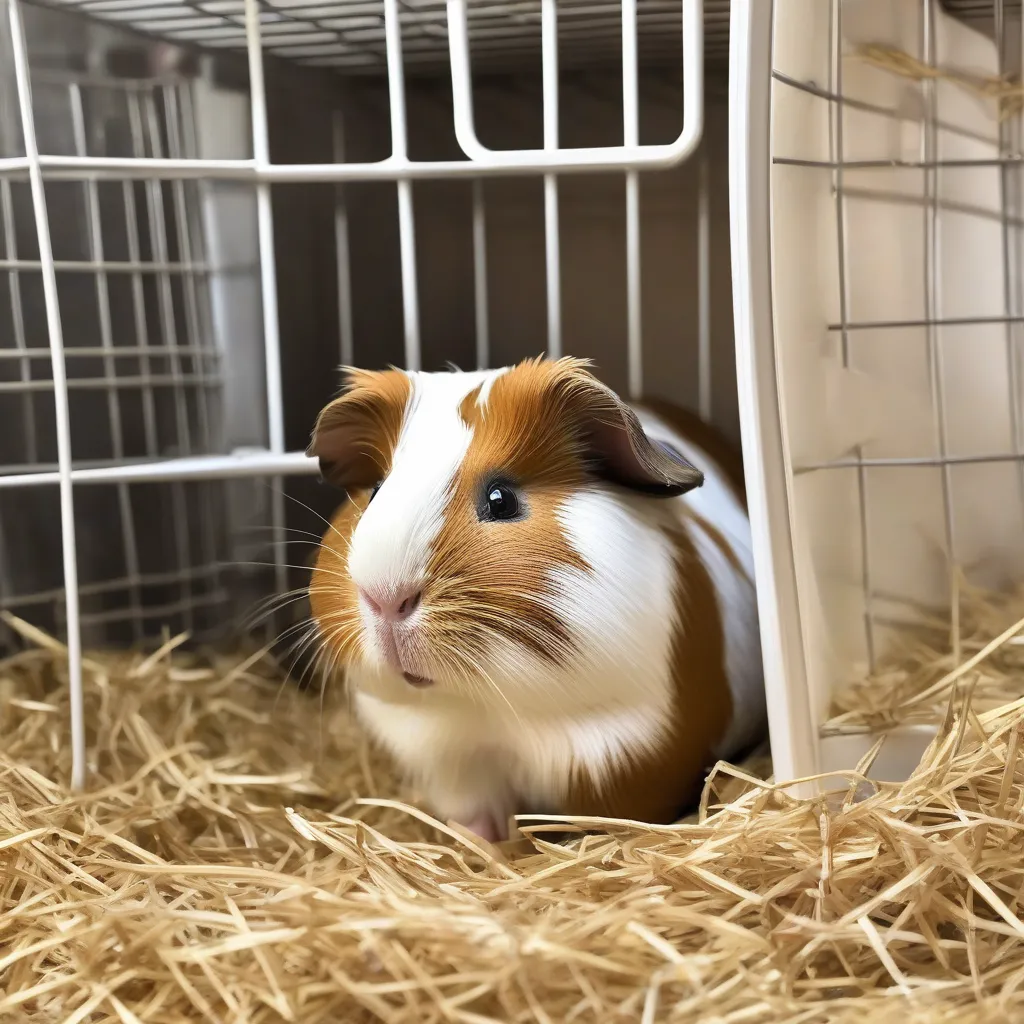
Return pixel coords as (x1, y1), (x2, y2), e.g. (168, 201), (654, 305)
(39, 0), (732, 73)
(0, 35), (234, 659)
(4, 0), (1021, 798)
(0, 0), (709, 789)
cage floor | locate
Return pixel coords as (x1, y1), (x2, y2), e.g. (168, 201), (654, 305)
(2, 614), (1024, 1022)
(37, 0), (731, 73)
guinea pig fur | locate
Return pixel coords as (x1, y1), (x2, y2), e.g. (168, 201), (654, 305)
(307, 356), (766, 844)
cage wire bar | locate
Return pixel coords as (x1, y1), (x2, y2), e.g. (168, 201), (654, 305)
(0, 0), (705, 182)
(542, 0), (561, 358)
(995, 0), (1024, 557)
(2, 0), (707, 789)
(829, 0), (877, 671)
(40, 0), (732, 74)
(472, 178), (489, 371)
(245, 0), (288, 605)
(624, 0), (642, 398)
(8, 0), (86, 789)
(333, 111), (355, 370)
(68, 82), (145, 644)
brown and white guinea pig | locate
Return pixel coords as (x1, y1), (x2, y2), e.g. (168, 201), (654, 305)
(307, 356), (766, 842)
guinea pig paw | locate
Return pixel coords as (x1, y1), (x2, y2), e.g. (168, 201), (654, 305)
(460, 812), (506, 845)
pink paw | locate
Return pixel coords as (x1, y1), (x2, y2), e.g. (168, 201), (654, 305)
(460, 813), (507, 844)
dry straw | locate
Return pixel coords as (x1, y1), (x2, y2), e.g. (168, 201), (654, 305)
(3, 598), (1024, 1023)
(852, 43), (1024, 120)
(827, 578), (1024, 733)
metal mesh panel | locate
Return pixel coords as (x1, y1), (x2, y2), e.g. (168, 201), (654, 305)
(1, 0), (713, 792)
(737, 0), (1024, 785)
(35, 0), (732, 73)
(0, 7), (244, 648)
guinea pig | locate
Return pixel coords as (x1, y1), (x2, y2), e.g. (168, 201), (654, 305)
(307, 356), (766, 843)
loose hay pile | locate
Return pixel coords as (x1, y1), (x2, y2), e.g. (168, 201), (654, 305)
(4, 612), (1024, 1022)
(828, 581), (1024, 733)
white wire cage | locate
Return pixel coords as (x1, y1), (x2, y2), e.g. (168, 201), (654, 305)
(0, 0), (737, 790)
(731, 0), (1024, 791)
(8, 0), (1014, 798)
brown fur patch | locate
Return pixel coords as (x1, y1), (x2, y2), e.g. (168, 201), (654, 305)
(309, 368), (412, 490)
(308, 496), (366, 674)
(309, 370), (412, 669)
(458, 384), (484, 428)
(562, 523), (734, 823)
(427, 361), (591, 670)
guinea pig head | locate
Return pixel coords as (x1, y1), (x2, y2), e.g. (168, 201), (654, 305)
(307, 357), (703, 704)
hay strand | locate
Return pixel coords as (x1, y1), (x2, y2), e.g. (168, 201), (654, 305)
(828, 583), (1024, 733)
(852, 43), (1024, 121)
(3, 597), (1024, 1020)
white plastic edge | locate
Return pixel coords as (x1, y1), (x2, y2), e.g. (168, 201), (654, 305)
(447, 0), (704, 171)
(728, 0), (818, 794)
(0, 450), (318, 489)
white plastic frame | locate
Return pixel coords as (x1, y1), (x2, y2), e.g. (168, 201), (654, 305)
(2, 0), (706, 789)
(730, 0), (1020, 789)
(729, 0), (817, 794)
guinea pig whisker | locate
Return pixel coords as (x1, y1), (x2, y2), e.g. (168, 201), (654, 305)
(314, 621), (359, 699)
(243, 588), (317, 630)
(423, 640), (522, 723)
(266, 484), (355, 550)
(299, 631), (345, 708)
(296, 624), (336, 696)
(439, 606), (567, 651)
(241, 524), (327, 541)
(243, 593), (339, 645)
(244, 535), (338, 552)
(232, 559), (353, 584)
(266, 615), (327, 659)
(467, 660), (521, 723)
(266, 619), (323, 709)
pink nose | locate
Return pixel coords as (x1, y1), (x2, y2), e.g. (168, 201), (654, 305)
(360, 585), (423, 623)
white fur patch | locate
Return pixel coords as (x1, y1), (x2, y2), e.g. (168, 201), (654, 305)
(344, 374), (765, 832)
(547, 490), (679, 777)
(347, 368), (495, 599)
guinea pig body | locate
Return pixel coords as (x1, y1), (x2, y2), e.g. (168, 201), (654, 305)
(308, 357), (766, 843)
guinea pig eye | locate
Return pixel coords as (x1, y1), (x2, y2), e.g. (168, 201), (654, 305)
(367, 481), (383, 504)
(482, 481), (521, 522)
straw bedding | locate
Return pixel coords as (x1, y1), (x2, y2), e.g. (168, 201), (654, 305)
(827, 581), (1024, 733)
(4, 605), (1024, 1023)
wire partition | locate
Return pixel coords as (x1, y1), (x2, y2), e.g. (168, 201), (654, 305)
(739, 0), (1024, 784)
(782, 0), (1022, 664)
(8, 0), (85, 788)
(1, 0), (708, 789)
(38, 0), (732, 74)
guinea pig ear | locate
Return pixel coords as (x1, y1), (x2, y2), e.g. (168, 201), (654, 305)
(559, 366), (704, 497)
(307, 368), (411, 491)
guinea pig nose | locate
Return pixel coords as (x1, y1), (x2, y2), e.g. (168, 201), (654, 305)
(360, 585), (422, 622)
(395, 589), (422, 618)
